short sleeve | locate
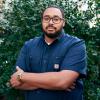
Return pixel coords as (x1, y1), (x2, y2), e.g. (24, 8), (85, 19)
(15, 42), (29, 71)
(60, 40), (87, 78)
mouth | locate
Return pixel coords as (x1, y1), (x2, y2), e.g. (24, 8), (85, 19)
(48, 28), (54, 31)
(47, 29), (55, 33)
(47, 27), (56, 31)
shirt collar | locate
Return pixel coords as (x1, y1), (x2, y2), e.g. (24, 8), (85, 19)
(56, 29), (65, 41)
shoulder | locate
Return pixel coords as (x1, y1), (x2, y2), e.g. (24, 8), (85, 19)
(64, 33), (82, 42)
(25, 36), (41, 45)
(64, 33), (85, 45)
(62, 34), (86, 52)
(22, 36), (41, 50)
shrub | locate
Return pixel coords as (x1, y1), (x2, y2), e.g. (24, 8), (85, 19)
(0, 0), (99, 100)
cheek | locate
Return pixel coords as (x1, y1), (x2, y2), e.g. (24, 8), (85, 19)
(42, 23), (47, 29)
(56, 24), (63, 30)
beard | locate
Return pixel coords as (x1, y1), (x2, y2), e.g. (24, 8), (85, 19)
(42, 25), (63, 39)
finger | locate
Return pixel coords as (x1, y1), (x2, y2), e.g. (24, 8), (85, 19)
(66, 88), (71, 92)
(16, 66), (21, 71)
(70, 86), (75, 89)
(11, 81), (19, 88)
(72, 83), (76, 86)
(16, 66), (23, 73)
(10, 74), (16, 79)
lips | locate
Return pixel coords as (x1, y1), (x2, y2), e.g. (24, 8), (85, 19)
(48, 28), (54, 31)
(47, 26), (56, 30)
(47, 29), (55, 33)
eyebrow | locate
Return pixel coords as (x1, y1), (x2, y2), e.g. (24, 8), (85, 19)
(43, 15), (63, 18)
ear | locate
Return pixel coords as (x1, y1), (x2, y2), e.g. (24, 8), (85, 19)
(63, 21), (65, 27)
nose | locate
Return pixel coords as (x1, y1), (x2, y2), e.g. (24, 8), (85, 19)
(49, 19), (54, 24)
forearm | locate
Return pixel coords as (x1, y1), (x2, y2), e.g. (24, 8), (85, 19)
(21, 70), (79, 90)
(15, 83), (38, 90)
(22, 72), (62, 90)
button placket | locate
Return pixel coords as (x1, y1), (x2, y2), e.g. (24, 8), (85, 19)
(41, 45), (49, 72)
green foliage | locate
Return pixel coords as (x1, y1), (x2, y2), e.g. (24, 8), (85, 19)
(0, 0), (99, 100)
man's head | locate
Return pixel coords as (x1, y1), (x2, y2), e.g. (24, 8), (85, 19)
(42, 6), (65, 39)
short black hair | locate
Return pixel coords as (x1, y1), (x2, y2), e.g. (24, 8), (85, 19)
(42, 5), (65, 18)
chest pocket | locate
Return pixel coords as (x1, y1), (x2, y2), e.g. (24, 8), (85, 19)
(26, 38), (43, 73)
(49, 45), (70, 72)
(29, 50), (42, 73)
(51, 40), (83, 72)
(52, 56), (61, 71)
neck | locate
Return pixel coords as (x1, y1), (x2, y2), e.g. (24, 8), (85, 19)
(44, 35), (56, 45)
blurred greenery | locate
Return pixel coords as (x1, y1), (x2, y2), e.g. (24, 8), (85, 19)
(0, 0), (100, 100)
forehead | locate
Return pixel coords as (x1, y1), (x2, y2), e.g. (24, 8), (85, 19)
(43, 7), (63, 17)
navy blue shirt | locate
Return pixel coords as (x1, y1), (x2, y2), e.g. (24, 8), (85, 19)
(16, 31), (87, 100)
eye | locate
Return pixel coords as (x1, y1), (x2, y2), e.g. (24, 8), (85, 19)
(53, 17), (60, 22)
(43, 16), (50, 21)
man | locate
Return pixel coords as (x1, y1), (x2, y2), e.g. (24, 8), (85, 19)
(10, 6), (87, 100)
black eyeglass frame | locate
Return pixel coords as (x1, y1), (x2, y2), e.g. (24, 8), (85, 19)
(42, 15), (64, 24)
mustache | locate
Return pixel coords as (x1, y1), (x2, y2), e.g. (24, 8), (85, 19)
(46, 25), (56, 30)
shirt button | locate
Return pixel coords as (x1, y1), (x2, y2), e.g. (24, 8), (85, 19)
(43, 60), (47, 63)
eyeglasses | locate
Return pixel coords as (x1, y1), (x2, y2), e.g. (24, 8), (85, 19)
(42, 16), (64, 24)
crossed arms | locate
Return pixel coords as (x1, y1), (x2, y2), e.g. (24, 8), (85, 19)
(10, 66), (79, 91)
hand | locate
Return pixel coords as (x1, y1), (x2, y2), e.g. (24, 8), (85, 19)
(10, 66), (24, 88)
(66, 83), (76, 92)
